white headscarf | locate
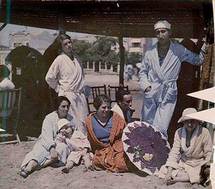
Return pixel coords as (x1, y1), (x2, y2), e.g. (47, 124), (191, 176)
(154, 20), (171, 30)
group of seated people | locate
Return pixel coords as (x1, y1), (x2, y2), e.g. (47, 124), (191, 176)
(20, 91), (132, 177)
(19, 88), (213, 187)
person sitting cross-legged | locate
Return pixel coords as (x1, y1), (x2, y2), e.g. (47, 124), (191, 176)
(158, 108), (212, 186)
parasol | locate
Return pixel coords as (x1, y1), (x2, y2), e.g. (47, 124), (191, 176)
(122, 121), (170, 175)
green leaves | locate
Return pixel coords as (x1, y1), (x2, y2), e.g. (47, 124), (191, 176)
(72, 36), (119, 68)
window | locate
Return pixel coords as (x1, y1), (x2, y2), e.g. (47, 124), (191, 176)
(13, 43), (22, 48)
(131, 42), (141, 48)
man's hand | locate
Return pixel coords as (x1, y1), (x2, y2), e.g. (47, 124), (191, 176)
(50, 147), (58, 160)
(144, 86), (152, 93)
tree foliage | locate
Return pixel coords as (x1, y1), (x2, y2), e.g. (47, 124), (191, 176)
(126, 52), (142, 66)
(72, 37), (119, 67)
(72, 39), (92, 63)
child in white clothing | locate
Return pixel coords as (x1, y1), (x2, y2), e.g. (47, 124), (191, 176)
(55, 118), (92, 173)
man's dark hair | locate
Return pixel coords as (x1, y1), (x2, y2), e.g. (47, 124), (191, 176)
(115, 88), (130, 103)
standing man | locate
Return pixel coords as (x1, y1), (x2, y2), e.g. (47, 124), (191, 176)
(112, 89), (134, 123)
(139, 20), (208, 138)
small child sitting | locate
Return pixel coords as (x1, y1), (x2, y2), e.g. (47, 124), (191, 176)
(55, 118), (92, 173)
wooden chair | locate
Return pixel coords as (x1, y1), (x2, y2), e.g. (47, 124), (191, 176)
(86, 85), (107, 113)
(107, 85), (139, 121)
(107, 85), (129, 104)
(0, 88), (22, 144)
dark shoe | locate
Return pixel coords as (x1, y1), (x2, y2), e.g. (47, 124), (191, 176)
(20, 170), (29, 178)
(166, 179), (176, 185)
(61, 167), (69, 174)
(51, 161), (65, 168)
(84, 165), (94, 172)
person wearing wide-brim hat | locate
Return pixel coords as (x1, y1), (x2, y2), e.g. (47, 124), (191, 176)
(158, 108), (212, 186)
(139, 19), (209, 139)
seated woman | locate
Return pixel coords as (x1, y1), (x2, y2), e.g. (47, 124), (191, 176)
(20, 96), (73, 178)
(85, 94), (128, 172)
(159, 108), (212, 185)
(0, 64), (15, 90)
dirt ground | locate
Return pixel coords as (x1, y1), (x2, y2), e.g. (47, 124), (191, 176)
(0, 142), (206, 189)
(0, 73), (208, 189)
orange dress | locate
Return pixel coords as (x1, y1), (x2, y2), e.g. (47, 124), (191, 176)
(85, 112), (128, 172)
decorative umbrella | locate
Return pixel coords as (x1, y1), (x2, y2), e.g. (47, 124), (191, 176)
(122, 121), (170, 175)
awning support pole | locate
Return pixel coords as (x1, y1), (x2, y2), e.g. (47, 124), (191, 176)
(118, 35), (125, 86)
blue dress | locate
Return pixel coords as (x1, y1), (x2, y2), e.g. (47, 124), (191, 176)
(91, 115), (113, 144)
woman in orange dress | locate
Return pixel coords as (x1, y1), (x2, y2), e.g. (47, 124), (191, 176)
(85, 95), (128, 172)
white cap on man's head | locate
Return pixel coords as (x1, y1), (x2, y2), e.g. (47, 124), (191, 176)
(154, 20), (171, 30)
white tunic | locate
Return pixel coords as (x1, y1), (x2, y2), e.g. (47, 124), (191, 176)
(158, 126), (212, 183)
(21, 111), (73, 168)
(55, 130), (91, 164)
(139, 41), (206, 137)
(45, 54), (88, 133)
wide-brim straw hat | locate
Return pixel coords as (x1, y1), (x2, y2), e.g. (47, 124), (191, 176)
(177, 108), (198, 123)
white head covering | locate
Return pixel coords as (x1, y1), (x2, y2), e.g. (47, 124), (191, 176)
(178, 108), (198, 123)
(154, 20), (171, 30)
(57, 118), (70, 131)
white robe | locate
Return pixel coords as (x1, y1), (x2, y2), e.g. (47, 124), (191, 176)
(20, 111), (73, 168)
(139, 41), (206, 137)
(45, 54), (88, 133)
(158, 126), (212, 183)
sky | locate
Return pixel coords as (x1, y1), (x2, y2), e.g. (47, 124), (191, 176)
(0, 23), (97, 47)
(0, 23), (56, 46)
